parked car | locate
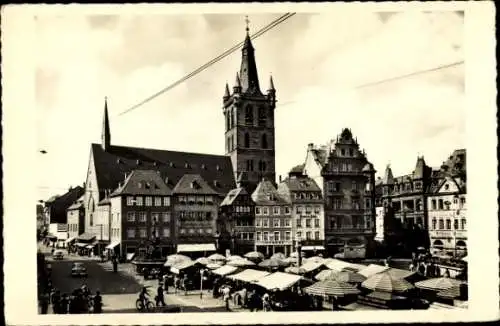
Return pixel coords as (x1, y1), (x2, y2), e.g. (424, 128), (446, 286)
(71, 262), (88, 277)
(53, 250), (64, 260)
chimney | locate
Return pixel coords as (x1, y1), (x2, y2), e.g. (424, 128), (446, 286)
(307, 143), (314, 151)
(83, 182), (86, 188)
(279, 175), (282, 183)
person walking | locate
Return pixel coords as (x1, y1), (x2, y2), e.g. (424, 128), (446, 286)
(222, 286), (231, 311)
(163, 274), (169, 294)
(156, 283), (166, 307)
(51, 290), (61, 314)
(60, 294), (69, 314)
(262, 292), (271, 312)
(93, 291), (102, 313)
(39, 292), (49, 314)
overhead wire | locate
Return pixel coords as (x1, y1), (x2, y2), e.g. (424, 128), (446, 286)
(117, 12), (296, 117)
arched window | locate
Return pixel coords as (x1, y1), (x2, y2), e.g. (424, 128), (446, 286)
(244, 133), (250, 148)
(245, 105), (253, 125)
(258, 106), (266, 126)
(261, 134), (268, 149)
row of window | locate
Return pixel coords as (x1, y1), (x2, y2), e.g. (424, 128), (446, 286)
(227, 133), (270, 153)
(179, 228), (213, 235)
(256, 218), (291, 228)
(68, 224), (79, 233)
(326, 162), (355, 173)
(328, 216), (371, 229)
(431, 218), (466, 230)
(255, 231), (321, 241)
(126, 196), (171, 207)
(327, 181), (365, 192)
(293, 192), (321, 200)
(127, 211), (171, 223)
(224, 106), (268, 131)
(255, 206), (291, 215)
(126, 227), (171, 239)
(327, 198), (367, 210)
(430, 197), (466, 210)
(246, 159), (268, 172)
(234, 206), (252, 213)
(295, 205), (321, 215)
(178, 196), (214, 205)
(296, 218), (321, 228)
(178, 211), (213, 222)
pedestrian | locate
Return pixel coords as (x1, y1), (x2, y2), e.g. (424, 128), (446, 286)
(60, 294), (69, 314)
(222, 285), (231, 311)
(156, 283), (166, 307)
(262, 292), (271, 312)
(163, 274), (169, 293)
(51, 290), (61, 314)
(39, 292), (49, 314)
(183, 274), (189, 296)
(93, 291), (102, 313)
(112, 258), (118, 273)
(174, 275), (180, 294)
(409, 262), (414, 272)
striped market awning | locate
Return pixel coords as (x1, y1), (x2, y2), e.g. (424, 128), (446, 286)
(361, 272), (415, 293)
(415, 277), (465, 291)
(304, 279), (360, 297)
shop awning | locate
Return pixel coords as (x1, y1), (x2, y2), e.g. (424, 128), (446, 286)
(212, 265), (239, 276)
(177, 243), (216, 253)
(326, 259), (364, 272)
(302, 245), (325, 251)
(256, 272), (303, 291)
(171, 261), (197, 274)
(106, 241), (120, 249)
(301, 261), (324, 273)
(75, 242), (88, 248)
(358, 264), (389, 278)
(126, 253), (136, 262)
(65, 236), (77, 244)
(228, 269), (270, 283)
(86, 244), (96, 249)
(77, 232), (96, 242)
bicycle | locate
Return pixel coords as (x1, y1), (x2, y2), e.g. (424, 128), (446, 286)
(135, 297), (155, 312)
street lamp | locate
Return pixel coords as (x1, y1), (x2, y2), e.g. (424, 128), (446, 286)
(200, 268), (207, 299)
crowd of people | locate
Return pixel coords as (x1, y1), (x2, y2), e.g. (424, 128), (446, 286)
(42, 284), (103, 314)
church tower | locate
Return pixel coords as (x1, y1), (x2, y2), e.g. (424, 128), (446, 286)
(101, 97), (111, 152)
(222, 20), (277, 192)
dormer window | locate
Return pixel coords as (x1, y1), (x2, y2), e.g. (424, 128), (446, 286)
(145, 182), (151, 189)
(213, 180), (221, 188)
(185, 162), (190, 168)
(136, 159), (141, 165)
(216, 165), (221, 171)
(191, 181), (200, 189)
(116, 158), (122, 164)
(138, 182), (143, 189)
(201, 164), (206, 170)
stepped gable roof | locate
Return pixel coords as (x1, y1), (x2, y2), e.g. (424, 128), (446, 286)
(252, 178), (289, 205)
(172, 174), (219, 195)
(221, 186), (250, 206)
(91, 143), (235, 200)
(111, 169), (173, 197)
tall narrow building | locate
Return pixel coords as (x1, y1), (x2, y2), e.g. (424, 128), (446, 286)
(222, 25), (277, 193)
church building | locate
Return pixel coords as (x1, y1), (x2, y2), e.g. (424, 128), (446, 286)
(82, 22), (277, 260)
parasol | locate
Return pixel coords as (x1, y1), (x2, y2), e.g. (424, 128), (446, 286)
(304, 279), (360, 297)
(361, 271), (414, 293)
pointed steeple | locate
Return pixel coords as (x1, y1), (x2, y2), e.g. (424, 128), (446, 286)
(233, 72), (242, 93)
(223, 82), (230, 100)
(239, 16), (261, 95)
(267, 75), (275, 92)
(382, 164), (394, 185)
(414, 156), (426, 179)
(101, 97), (111, 151)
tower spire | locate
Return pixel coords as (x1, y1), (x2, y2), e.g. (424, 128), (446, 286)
(223, 82), (230, 100)
(102, 96), (111, 151)
(233, 72), (242, 93)
(239, 15), (261, 95)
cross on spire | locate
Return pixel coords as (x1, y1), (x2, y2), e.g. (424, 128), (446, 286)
(245, 15), (250, 33)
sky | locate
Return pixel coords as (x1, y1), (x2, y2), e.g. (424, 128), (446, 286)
(35, 10), (465, 201)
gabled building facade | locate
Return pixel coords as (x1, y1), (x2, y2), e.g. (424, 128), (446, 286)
(67, 195), (85, 240)
(321, 128), (376, 256)
(252, 178), (293, 256)
(219, 183), (256, 255)
(277, 170), (325, 254)
(427, 176), (467, 256)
